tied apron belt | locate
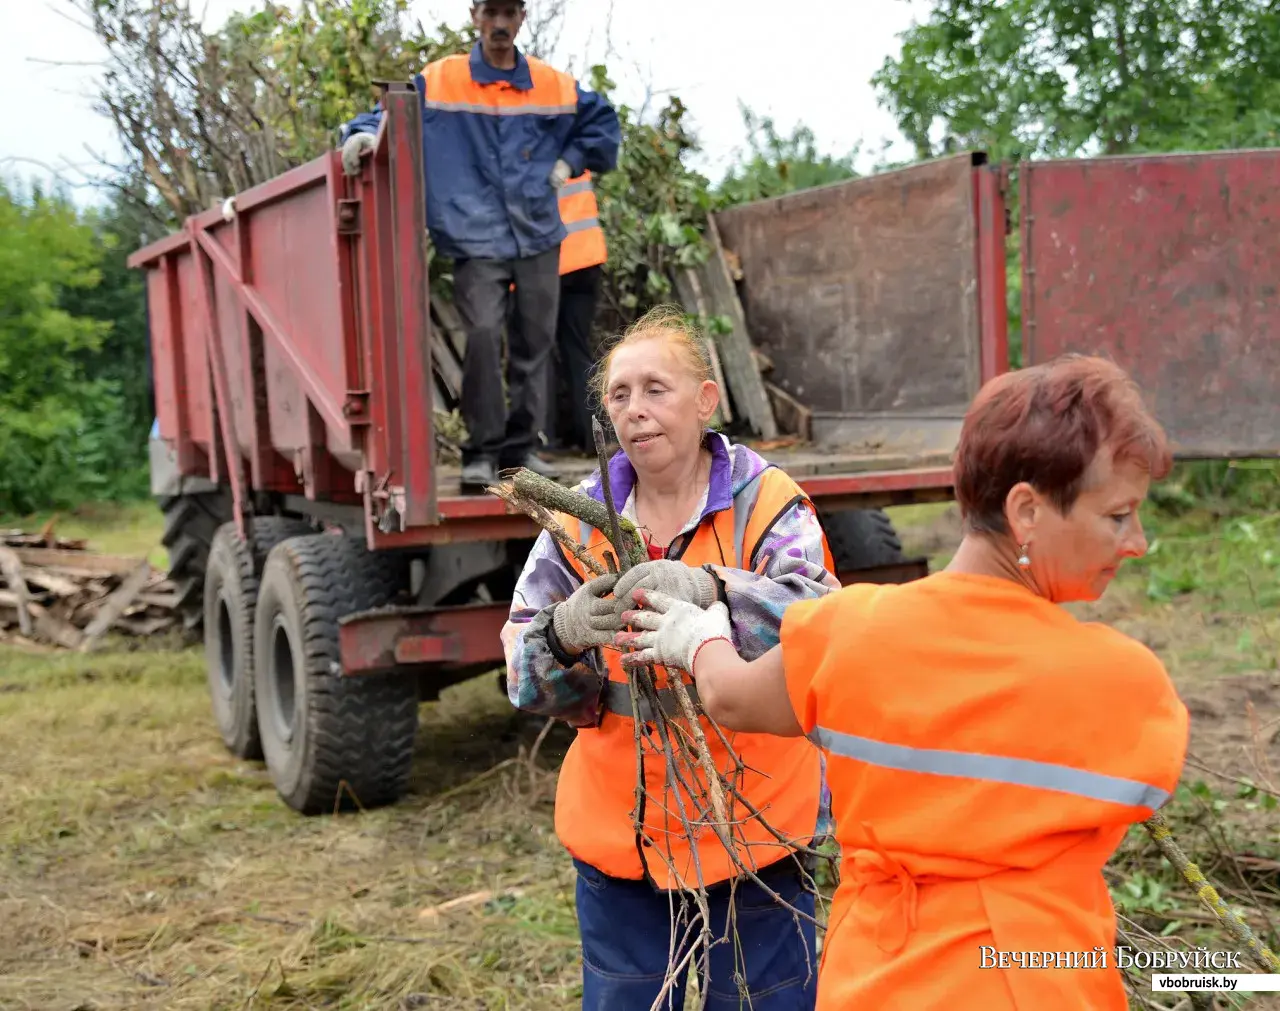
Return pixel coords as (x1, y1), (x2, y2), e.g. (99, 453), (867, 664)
(850, 822), (922, 955)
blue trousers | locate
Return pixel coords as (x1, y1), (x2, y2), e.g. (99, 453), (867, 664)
(574, 857), (819, 1010)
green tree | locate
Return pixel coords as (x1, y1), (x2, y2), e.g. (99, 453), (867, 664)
(872, 0), (1280, 162)
(0, 181), (144, 515)
(716, 106), (859, 205)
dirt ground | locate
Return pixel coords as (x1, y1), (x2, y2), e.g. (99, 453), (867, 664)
(1, 500), (1277, 1010)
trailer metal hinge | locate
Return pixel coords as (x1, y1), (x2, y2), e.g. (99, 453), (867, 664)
(337, 198), (362, 235)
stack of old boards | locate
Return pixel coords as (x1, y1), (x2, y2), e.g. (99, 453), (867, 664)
(0, 524), (179, 652)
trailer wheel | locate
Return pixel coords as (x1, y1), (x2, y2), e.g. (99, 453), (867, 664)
(160, 490), (232, 633)
(204, 517), (314, 760)
(253, 533), (416, 815)
(820, 508), (907, 571)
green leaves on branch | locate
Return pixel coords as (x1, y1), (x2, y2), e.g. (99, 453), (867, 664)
(872, 0), (1280, 162)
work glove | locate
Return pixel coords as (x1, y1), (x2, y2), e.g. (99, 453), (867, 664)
(615, 590), (733, 673)
(612, 559), (719, 619)
(341, 132), (375, 176)
(551, 572), (621, 655)
(549, 158), (573, 189)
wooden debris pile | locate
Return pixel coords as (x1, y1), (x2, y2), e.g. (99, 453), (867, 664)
(0, 527), (179, 652)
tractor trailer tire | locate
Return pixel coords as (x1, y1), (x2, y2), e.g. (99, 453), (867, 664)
(203, 517), (314, 760)
(821, 508), (907, 572)
(160, 489), (232, 634)
(253, 533), (417, 815)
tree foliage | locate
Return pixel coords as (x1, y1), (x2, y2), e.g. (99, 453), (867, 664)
(873, 0), (1280, 162)
(716, 107), (859, 205)
(82, 0), (472, 220)
(0, 182), (149, 515)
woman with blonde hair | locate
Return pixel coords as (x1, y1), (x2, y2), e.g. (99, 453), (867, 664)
(501, 305), (840, 1010)
(617, 354), (1191, 1010)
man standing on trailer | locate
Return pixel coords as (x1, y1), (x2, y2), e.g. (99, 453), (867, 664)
(340, 1), (621, 490)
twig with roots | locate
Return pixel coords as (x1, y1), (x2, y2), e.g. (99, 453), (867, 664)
(491, 442), (823, 1010)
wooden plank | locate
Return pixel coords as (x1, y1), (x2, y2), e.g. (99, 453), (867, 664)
(13, 548), (141, 577)
(672, 271), (732, 428)
(430, 293), (468, 361)
(765, 381), (813, 442)
(432, 330), (463, 402)
(29, 603), (83, 650)
(673, 223), (777, 439)
(0, 546), (32, 637)
(79, 562), (154, 653)
(702, 215), (777, 439)
(703, 337), (732, 425)
(25, 570), (82, 598)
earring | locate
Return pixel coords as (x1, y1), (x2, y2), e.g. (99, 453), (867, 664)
(1017, 544), (1031, 568)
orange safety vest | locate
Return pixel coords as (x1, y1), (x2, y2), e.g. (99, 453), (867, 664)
(557, 171), (607, 275)
(552, 464), (834, 891)
(780, 573), (1190, 1010)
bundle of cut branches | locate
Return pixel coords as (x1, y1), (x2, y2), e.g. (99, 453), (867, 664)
(489, 420), (828, 1010)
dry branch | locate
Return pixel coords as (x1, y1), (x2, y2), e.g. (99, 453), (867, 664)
(1142, 810), (1280, 973)
(509, 468), (647, 569)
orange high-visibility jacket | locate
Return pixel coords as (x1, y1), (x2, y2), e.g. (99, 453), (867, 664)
(551, 464), (834, 891)
(558, 171), (607, 275)
(782, 571), (1189, 1010)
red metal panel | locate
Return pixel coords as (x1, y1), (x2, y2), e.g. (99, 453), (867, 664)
(339, 602), (509, 675)
(974, 163), (1011, 385)
(1021, 152), (1280, 458)
(385, 84), (436, 529)
(175, 252), (214, 462)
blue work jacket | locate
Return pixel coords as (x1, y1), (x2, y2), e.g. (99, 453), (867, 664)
(342, 43), (621, 262)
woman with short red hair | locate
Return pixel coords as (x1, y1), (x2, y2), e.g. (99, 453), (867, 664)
(616, 354), (1191, 1009)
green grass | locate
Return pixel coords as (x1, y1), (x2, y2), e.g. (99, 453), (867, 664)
(1, 498), (166, 566)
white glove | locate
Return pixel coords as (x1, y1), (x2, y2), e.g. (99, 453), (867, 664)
(549, 158), (573, 189)
(616, 590), (732, 672)
(342, 132), (376, 176)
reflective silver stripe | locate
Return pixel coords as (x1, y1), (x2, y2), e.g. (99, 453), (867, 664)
(564, 216), (600, 234)
(579, 519), (592, 549)
(559, 177), (594, 197)
(423, 100), (577, 116)
(732, 471), (768, 569)
(602, 679), (700, 723)
(814, 727), (1171, 808)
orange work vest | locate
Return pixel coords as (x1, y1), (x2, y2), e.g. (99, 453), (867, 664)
(780, 573), (1190, 1010)
(557, 171), (607, 275)
(552, 464), (833, 891)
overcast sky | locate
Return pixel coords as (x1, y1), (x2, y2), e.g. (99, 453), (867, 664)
(0, 0), (934, 204)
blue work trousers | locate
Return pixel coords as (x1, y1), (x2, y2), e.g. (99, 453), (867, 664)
(574, 856), (819, 1010)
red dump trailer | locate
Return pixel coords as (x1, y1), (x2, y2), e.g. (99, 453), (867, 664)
(130, 83), (1278, 815)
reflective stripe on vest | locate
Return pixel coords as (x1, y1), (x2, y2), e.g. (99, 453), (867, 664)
(424, 54), (578, 117)
(813, 726), (1172, 809)
(559, 176), (595, 197)
(559, 171), (607, 274)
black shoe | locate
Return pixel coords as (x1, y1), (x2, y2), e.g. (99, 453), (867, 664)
(461, 458), (498, 491)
